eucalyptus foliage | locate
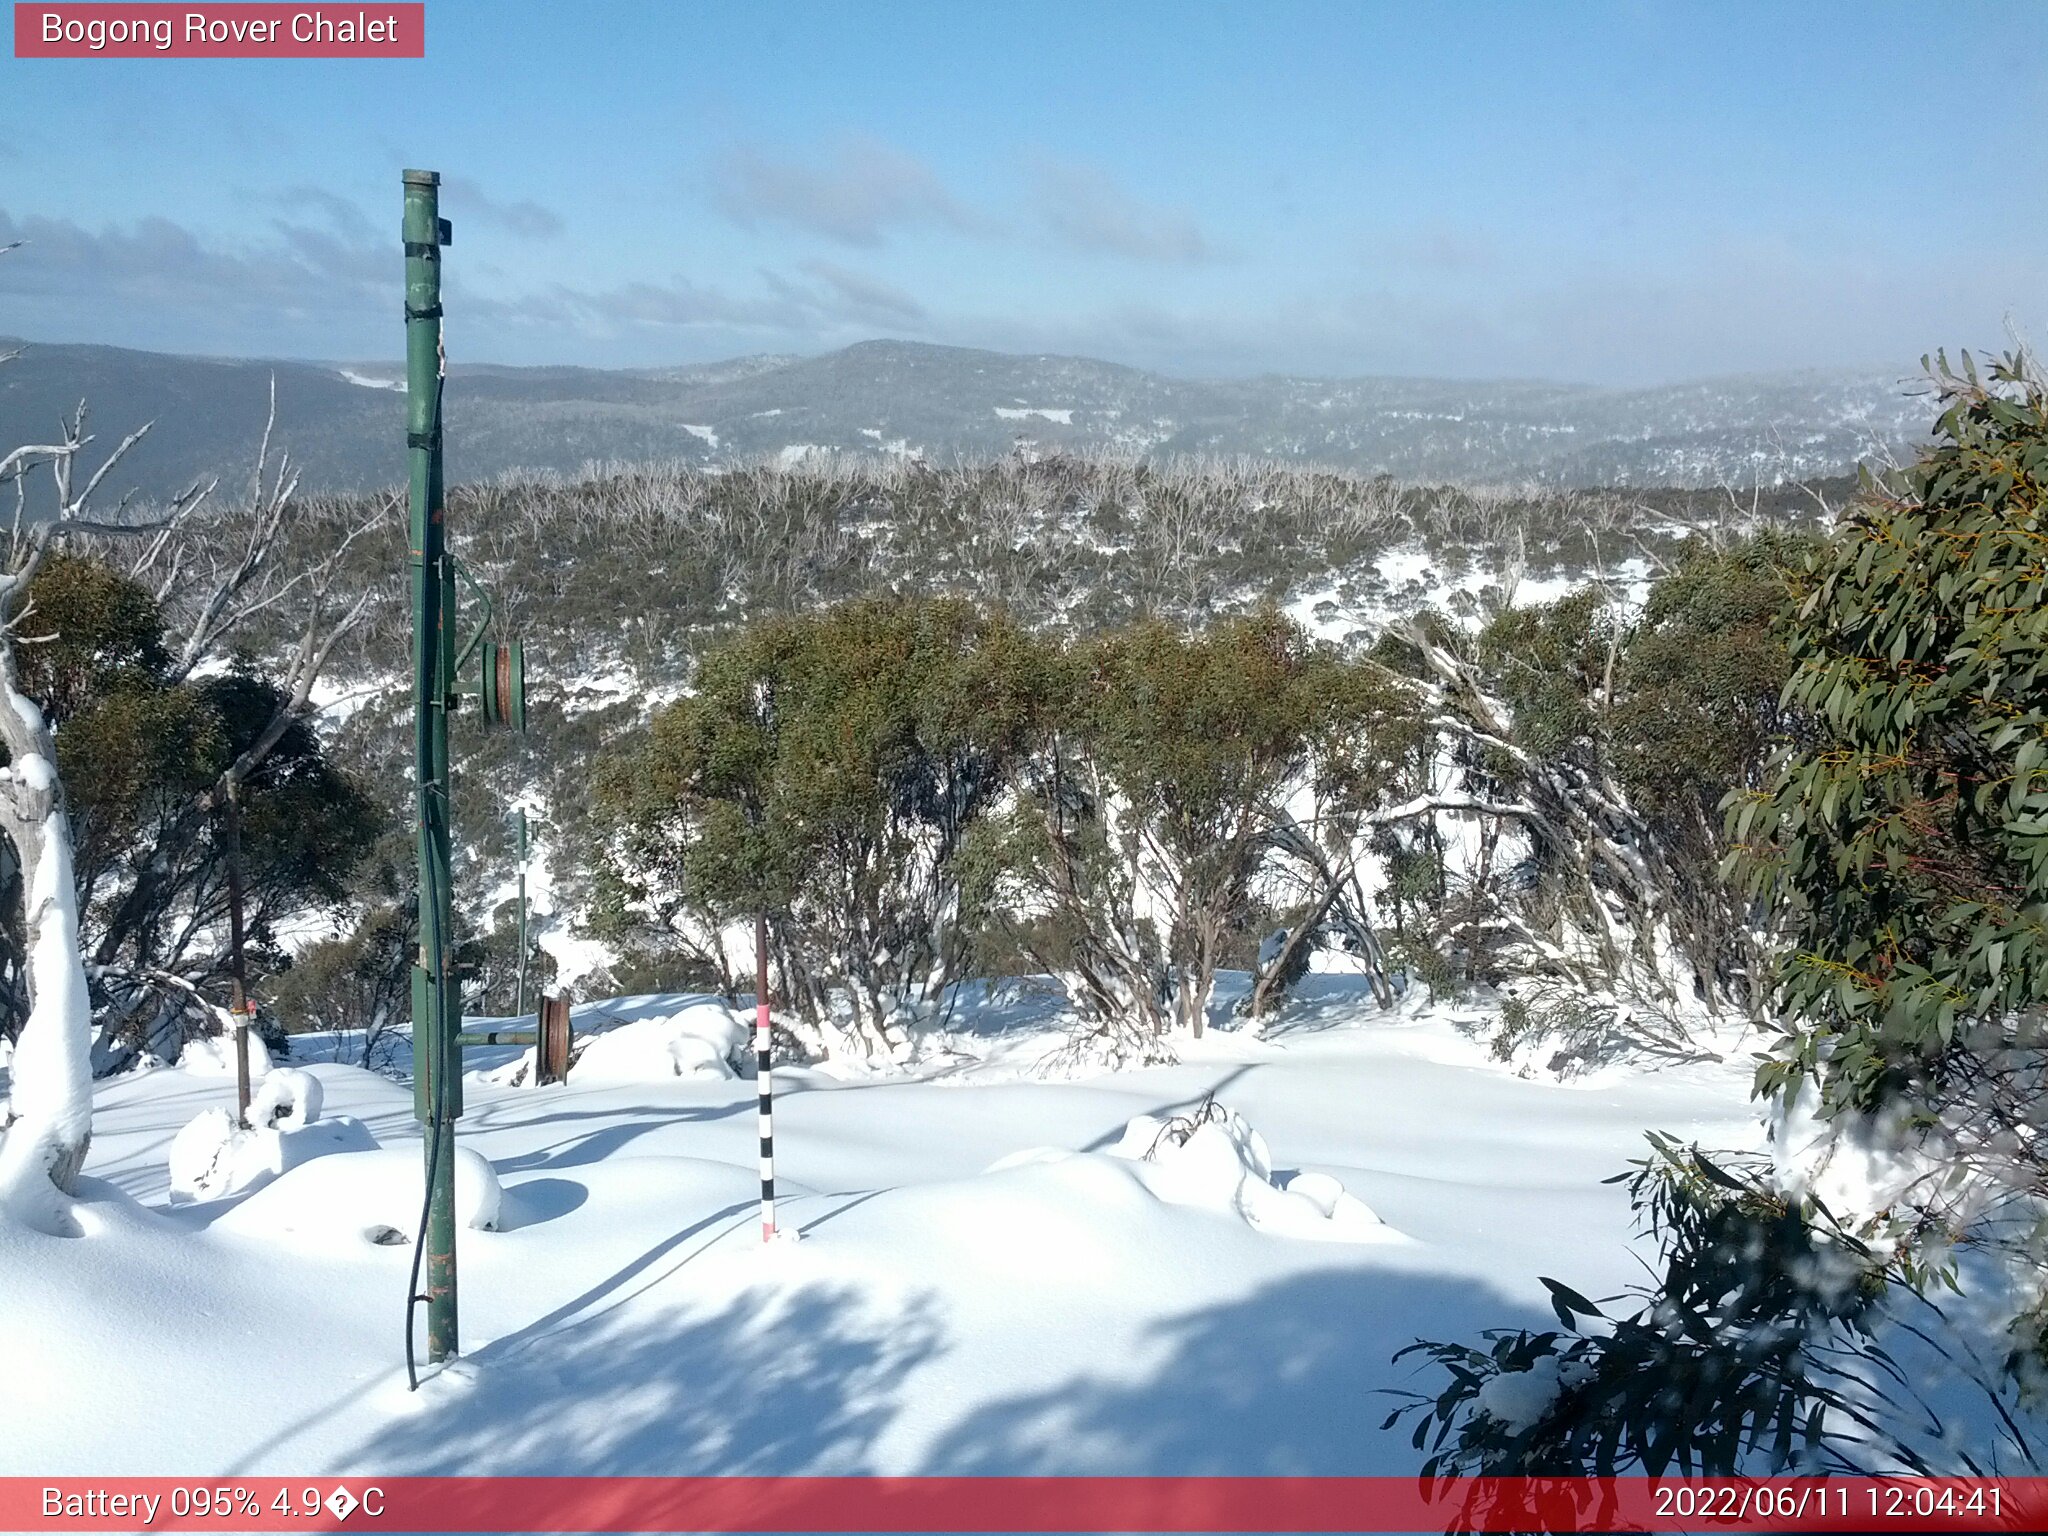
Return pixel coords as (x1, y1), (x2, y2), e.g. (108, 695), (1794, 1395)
(1729, 353), (2048, 1117)
(596, 596), (1053, 1056)
(1393, 360), (2048, 1480)
(1385, 1140), (1945, 1486)
(0, 555), (382, 1054)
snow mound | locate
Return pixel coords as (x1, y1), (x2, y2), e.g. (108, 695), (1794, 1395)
(169, 1108), (377, 1203)
(168, 1109), (244, 1200)
(571, 1003), (744, 1084)
(180, 1030), (272, 1079)
(996, 1104), (1397, 1244)
(249, 1069), (322, 1130)
(215, 1144), (501, 1247)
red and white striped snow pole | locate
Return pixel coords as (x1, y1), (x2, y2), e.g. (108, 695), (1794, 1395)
(755, 910), (776, 1241)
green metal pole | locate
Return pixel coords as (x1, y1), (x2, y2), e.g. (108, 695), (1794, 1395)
(404, 168), (460, 1365)
(513, 808), (529, 1019)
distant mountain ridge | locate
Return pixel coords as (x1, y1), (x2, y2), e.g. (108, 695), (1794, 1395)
(0, 335), (1931, 503)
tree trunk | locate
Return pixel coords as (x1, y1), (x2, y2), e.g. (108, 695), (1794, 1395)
(222, 786), (252, 1126)
(0, 656), (94, 1217)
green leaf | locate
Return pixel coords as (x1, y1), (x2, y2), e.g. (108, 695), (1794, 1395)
(1540, 1276), (1607, 1323)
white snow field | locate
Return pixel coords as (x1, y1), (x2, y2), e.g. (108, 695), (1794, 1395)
(0, 977), (1760, 1479)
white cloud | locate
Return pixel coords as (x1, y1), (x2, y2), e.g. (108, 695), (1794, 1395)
(708, 135), (982, 247)
(1029, 156), (1212, 264)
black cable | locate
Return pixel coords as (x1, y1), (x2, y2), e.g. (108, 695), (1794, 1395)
(404, 829), (453, 1391)
(403, 1108), (447, 1392)
(403, 365), (450, 1395)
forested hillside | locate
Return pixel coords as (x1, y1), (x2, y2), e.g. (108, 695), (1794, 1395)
(0, 335), (1927, 504)
(63, 451), (1845, 1062)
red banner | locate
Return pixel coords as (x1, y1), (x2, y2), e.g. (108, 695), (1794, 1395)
(2, 1476), (2043, 1533)
(13, 4), (424, 58)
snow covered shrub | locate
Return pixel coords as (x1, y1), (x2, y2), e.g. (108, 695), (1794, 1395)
(1104, 1101), (1389, 1240)
(1488, 990), (1606, 1070)
(249, 1067), (322, 1130)
(168, 1108), (251, 1201)
(991, 1099), (1391, 1243)
(1489, 983), (1715, 1077)
(1387, 933), (1459, 1004)
(167, 1098), (374, 1203)
(1388, 1139), (1952, 1481)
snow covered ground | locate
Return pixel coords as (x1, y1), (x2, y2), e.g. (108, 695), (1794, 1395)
(0, 976), (1761, 1479)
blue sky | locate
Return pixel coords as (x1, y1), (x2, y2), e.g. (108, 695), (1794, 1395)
(2, 0), (2044, 383)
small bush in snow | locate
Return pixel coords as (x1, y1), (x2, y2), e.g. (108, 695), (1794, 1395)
(249, 1068), (322, 1130)
(1385, 1137), (1992, 1482)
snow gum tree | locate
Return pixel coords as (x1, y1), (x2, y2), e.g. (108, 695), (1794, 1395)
(0, 553), (383, 1066)
(1726, 354), (2048, 1363)
(1732, 353), (2048, 1122)
(1357, 528), (1812, 1069)
(1243, 650), (1430, 1021)
(597, 595), (1054, 1061)
(0, 398), (203, 1222)
(979, 612), (1386, 1057)
(1607, 529), (1817, 1006)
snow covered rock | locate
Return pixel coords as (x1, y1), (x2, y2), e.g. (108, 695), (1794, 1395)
(571, 1003), (744, 1084)
(215, 1144), (502, 1247)
(249, 1069), (322, 1130)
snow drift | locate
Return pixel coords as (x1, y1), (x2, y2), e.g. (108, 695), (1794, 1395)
(168, 1107), (376, 1204)
(215, 1143), (502, 1247)
(992, 1103), (1398, 1245)
(568, 1001), (746, 1084)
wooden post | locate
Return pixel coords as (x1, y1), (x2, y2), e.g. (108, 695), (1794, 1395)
(223, 785), (252, 1127)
